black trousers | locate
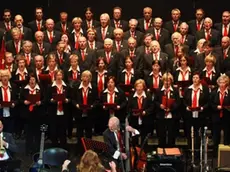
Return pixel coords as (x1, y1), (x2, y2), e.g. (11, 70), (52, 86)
(50, 115), (67, 149)
(157, 118), (175, 147)
(76, 116), (93, 139)
(1, 116), (14, 133)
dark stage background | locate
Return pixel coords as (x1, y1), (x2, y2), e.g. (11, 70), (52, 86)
(0, 0), (227, 24)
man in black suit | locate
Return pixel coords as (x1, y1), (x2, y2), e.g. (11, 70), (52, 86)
(123, 19), (144, 46)
(54, 12), (72, 34)
(86, 28), (103, 51)
(137, 7), (154, 33)
(96, 13), (114, 43)
(164, 8), (182, 35)
(188, 8), (205, 36)
(82, 7), (100, 32)
(110, 7), (128, 32)
(73, 36), (96, 72)
(28, 7), (46, 36)
(214, 11), (230, 38)
(146, 17), (170, 50)
(179, 22), (196, 50)
(103, 116), (139, 163)
(196, 17), (220, 46)
(0, 120), (18, 160)
(32, 31), (52, 57)
(0, 9), (15, 32)
(5, 15), (32, 42)
(112, 28), (128, 52)
(43, 18), (62, 51)
(20, 40), (36, 68)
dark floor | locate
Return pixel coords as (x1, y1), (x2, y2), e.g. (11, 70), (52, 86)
(10, 134), (220, 172)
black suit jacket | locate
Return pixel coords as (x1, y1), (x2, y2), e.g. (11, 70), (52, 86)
(28, 20), (46, 35)
(164, 43), (190, 60)
(110, 19), (129, 32)
(196, 29), (220, 46)
(5, 40), (23, 56)
(43, 30), (62, 51)
(112, 40), (128, 52)
(214, 23), (230, 37)
(188, 19), (204, 36)
(5, 26), (32, 42)
(0, 21), (15, 32)
(182, 34), (196, 50)
(53, 51), (70, 70)
(214, 46), (230, 73)
(86, 41), (104, 51)
(144, 72), (163, 91)
(123, 30), (144, 46)
(2, 132), (18, 154)
(82, 19), (100, 32)
(95, 26), (115, 43)
(54, 21), (72, 34)
(32, 41), (52, 57)
(137, 18), (154, 32)
(164, 20), (182, 35)
(146, 28), (170, 50)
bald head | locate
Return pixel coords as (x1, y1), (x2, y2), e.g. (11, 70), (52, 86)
(46, 18), (55, 31)
(154, 17), (163, 29)
(14, 14), (24, 28)
(108, 117), (120, 132)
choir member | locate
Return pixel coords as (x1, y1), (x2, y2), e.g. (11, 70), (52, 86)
(43, 53), (59, 82)
(155, 72), (180, 147)
(127, 79), (154, 144)
(54, 41), (70, 70)
(47, 69), (70, 149)
(0, 9), (14, 32)
(183, 72), (209, 149)
(21, 73), (45, 155)
(20, 40), (36, 68)
(164, 8), (182, 35)
(188, 8), (205, 36)
(72, 70), (97, 140)
(112, 28), (128, 52)
(28, 7), (45, 35)
(137, 7), (154, 32)
(4, 52), (17, 73)
(55, 12), (72, 34)
(82, 7), (100, 32)
(214, 11), (230, 38)
(86, 28), (103, 51)
(61, 33), (73, 54)
(110, 6), (129, 31)
(0, 69), (18, 133)
(210, 74), (230, 155)
(100, 76), (127, 130)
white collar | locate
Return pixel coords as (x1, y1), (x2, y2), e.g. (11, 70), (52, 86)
(24, 84), (40, 90)
(52, 80), (67, 87)
(71, 28), (84, 34)
(16, 68), (28, 75)
(68, 66), (80, 72)
(79, 82), (92, 89)
(45, 66), (58, 71)
(161, 86), (173, 91)
(188, 84), (203, 91)
(217, 88), (228, 94)
(122, 68), (134, 74)
(96, 70), (108, 74)
(176, 66), (191, 72)
(103, 87), (119, 93)
(202, 66), (216, 73)
(194, 48), (201, 53)
(0, 82), (12, 88)
(133, 91), (147, 98)
(149, 71), (162, 76)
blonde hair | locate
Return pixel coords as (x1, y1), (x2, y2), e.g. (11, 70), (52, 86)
(72, 17), (82, 24)
(134, 79), (146, 89)
(69, 54), (79, 62)
(204, 54), (216, 64)
(217, 74), (229, 86)
(0, 69), (12, 79)
(81, 70), (92, 81)
(162, 72), (174, 83)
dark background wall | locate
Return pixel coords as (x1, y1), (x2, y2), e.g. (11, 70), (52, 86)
(0, 0), (226, 24)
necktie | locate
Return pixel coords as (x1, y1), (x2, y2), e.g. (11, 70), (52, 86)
(39, 43), (43, 54)
(57, 86), (63, 112)
(37, 21), (41, 31)
(137, 96), (143, 109)
(173, 22), (177, 32)
(90, 42), (94, 49)
(106, 52), (110, 64)
(116, 41), (120, 52)
(206, 70), (212, 80)
(224, 49), (228, 59)
(224, 25), (228, 36)
(19, 73), (25, 80)
(145, 20), (149, 30)
(62, 23), (66, 33)
(49, 31), (53, 43)
(131, 31), (135, 38)
(181, 70), (188, 81)
(164, 89), (170, 98)
(154, 53), (158, 61)
(49, 71), (55, 81)
(146, 47), (150, 54)
(219, 92), (225, 118)
(2, 86), (8, 102)
(126, 72), (131, 85)
(29, 89), (36, 111)
(98, 73), (104, 96)
(72, 71), (77, 80)
(15, 41), (19, 54)
(81, 50), (85, 61)
(6, 22), (10, 31)
(153, 75), (159, 88)
(197, 22), (201, 31)
(59, 54), (63, 64)
(115, 21), (119, 28)
(82, 88), (88, 105)
(102, 28), (106, 40)
(192, 89), (199, 108)
(75, 34), (79, 50)
(130, 51), (134, 58)
(175, 46), (179, 55)
(116, 131), (124, 152)
(87, 21), (91, 28)
(206, 30), (210, 40)
(6, 65), (11, 72)
(109, 92), (114, 104)
(156, 30), (160, 41)
(26, 54), (30, 66)
(181, 35), (185, 44)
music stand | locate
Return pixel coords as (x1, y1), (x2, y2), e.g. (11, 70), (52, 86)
(0, 159), (21, 172)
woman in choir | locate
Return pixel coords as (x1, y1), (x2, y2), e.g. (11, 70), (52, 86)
(128, 79), (154, 144)
(61, 33), (73, 54)
(44, 53), (59, 82)
(0, 69), (17, 133)
(21, 73), (45, 155)
(47, 70), (70, 149)
(211, 74), (230, 155)
(200, 54), (220, 93)
(155, 72), (180, 147)
(100, 76), (127, 131)
(117, 56), (138, 97)
(72, 70), (97, 140)
(183, 72), (209, 149)
(92, 57), (108, 135)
